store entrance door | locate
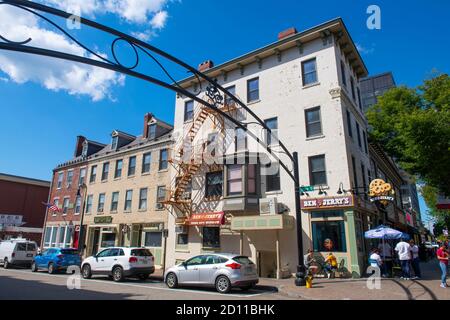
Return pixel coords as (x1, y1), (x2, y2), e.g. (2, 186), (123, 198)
(92, 229), (100, 256)
(257, 251), (277, 278)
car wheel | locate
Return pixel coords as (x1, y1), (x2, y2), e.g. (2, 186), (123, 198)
(48, 263), (56, 274)
(82, 264), (92, 279)
(112, 266), (124, 282)
(215, 276), (231, 294)
(138, 274), (150, 281)
(3, 258), (9, 269)
(166, 273), (178, 289)
(31, 261), (38, 272)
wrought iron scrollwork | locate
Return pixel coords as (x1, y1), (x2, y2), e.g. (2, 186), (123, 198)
(205, 84), (224, 107)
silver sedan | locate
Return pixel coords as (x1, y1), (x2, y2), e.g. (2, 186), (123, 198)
(164, 253), (259, 294)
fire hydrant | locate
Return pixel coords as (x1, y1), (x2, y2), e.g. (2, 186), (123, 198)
(306, 275), (313, 289)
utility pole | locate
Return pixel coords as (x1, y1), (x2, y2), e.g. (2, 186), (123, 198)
(293, 152), (306, 286)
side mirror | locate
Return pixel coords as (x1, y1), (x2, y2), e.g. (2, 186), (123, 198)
(182, 261), (187, 268)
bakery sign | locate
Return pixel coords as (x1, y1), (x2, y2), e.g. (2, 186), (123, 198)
(301, 196), (354, 210)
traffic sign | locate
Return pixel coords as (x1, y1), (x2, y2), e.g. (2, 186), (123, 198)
(300, 186), (314, 192)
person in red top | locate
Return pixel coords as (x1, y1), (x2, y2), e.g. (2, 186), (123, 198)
(437, 244), (449, 288)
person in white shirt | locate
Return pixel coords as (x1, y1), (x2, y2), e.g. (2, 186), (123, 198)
(409, 240), (421, 279)
(369, 248), (383, 269)
(395, 239), (412, 280)
(378, 242), (393, 277)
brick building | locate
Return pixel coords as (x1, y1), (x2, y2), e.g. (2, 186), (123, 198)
(0, 173), (50, 243)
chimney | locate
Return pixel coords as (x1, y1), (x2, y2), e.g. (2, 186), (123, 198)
(198, 60), (214, 72)
(143, 113), (153, 138)
(74, 136), (86, 157)
(278, 27), (298, 40)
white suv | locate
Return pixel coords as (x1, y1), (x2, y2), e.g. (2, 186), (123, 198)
(81, 247), (155, 282)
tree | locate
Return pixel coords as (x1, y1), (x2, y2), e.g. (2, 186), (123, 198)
(367, 73), (450, 197)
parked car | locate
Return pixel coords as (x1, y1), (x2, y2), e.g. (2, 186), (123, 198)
(81, 247), (155, 282)
(31, 248), (81, 274)
(164, 254), (259, 294)
(0, 239), (37, 269)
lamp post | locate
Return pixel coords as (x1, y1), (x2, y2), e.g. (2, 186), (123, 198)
(77, 183), (88, 256)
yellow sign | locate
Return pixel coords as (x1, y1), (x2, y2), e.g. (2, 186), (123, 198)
(369, 179), (395, 205)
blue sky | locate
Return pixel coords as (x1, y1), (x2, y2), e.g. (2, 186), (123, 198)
(0, 0), (448, 221)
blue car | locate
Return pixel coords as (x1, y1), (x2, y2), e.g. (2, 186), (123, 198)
(31, 248), (81, 274)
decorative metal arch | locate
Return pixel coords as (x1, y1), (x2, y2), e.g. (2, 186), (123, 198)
(0, 0), (305, 273)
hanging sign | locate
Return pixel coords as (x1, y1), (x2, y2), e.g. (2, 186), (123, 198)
(369, 179), (395, 205)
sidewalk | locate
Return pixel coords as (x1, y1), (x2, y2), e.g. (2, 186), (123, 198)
(259, 259), (450, 300)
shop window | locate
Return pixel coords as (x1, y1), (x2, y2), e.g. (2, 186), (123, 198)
(58, 226), (65, 247)
(205, 171), (223, 198)
(64, 227), (72, 248)
(227, 165), (243, 196)
(101, 233), (116, 248)
(144, 232), (162, 247)
(312, 220), (347, 253)
(44, 227), (52, 247)
(202, 227), (220, 249)
(311, 210), (344, 219)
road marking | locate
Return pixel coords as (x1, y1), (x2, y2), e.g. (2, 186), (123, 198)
(0, 269), (269, 298)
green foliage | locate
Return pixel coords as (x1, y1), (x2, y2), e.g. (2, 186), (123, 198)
(367, 73), (450, 197)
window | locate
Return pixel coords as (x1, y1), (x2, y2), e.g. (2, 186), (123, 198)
(111, 136), (118, 150)
(235, 127), (247, 152)
(58, 226), (65, 247)
(44, 227), (52, 247)
(363, 131), (368, 154)
(101, 162), (110, 181)
(142, 153), (151, 173)
(124, 190), (133, 211)
(227, 165), (243, 196)
(346, 110), (353, 138)
(184, 100), (194, 122)
(225, 85), (236, 106)
(157, 186), (166, 204)
(350, 77), (356, 100)
(82, 143), (88, 157)
(357, 87), (362, 110)
(202, 227), (220, 249)
(205, 171), (223, 198)
(75, 196), (81, 214)
(144, 232), (162, 247)
(309, 155), (327, 186)
(305, 107), (322, 138)
(66, 171), (73, 188)
(264, 118), (278, 146)
(79, 168), (86, 186)
(57, 172), (64, 189)
(159, 149), (168, 171)
(98, 193), (105, 212)
(356, 121), (362, 148)
(361, 163), (367, 199)
(340, 61), (347, 87)
(247, 78), (259, 102)
(114, 160), (123, 179)
(148, 124), (157, 140)
(50, 226), (58, 247)
(265, 163), (281, 192)
(312, 220), (347, 252)
(86, 195), (93, 214)
(139, 188), (148, 210)
(90, 165), (97, 183)
(352, 156), (358, 189)
(111, 192), (119, 212)
(177, 231), (188, 246)
(302, 58), (318, 86)
(62, 198), (70, 215)
(128, 156), (136, 176)
(248, 164), (257, 195)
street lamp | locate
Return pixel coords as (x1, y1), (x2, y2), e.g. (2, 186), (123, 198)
(77, 183), (88, 255)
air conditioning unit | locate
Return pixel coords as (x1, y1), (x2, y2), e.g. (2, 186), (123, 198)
(156, 203), (165, 210)
(175, 225), (188, 234)
(259, 197), (278, 215)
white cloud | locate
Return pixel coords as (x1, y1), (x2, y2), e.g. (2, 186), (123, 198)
(356, 43), (375, 55)
(0, 5), (125, 101)
(150, 11), (168, 29)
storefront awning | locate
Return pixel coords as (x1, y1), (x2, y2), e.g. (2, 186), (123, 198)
(184, 212), (225, 227)
(231, 214), (295, 231)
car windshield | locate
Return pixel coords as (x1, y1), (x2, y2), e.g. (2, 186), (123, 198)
(60, 249), (78, 255)
(233, 256), (255, 265)
(131, 249), (153, 257)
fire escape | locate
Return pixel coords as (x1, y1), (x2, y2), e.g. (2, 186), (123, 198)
(163, 95), (242, 219)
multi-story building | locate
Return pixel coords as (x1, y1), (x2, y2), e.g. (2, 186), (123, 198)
(83, 114), (173, 270)
(43, 136), (105, 249)
(0, 173), (50, 243)
(164, 18), (376, 278)
(360, 72), (396, 113)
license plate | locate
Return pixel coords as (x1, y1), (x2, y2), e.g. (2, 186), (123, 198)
(27, 254), (33, 257)
(245, 267), (254, 274)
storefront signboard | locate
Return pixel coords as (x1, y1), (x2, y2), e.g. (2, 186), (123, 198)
(94, 216), (113, 224)
(185, 212), (225, 227)
(301, 195), (354, 210)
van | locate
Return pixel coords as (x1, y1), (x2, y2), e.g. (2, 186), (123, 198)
(0, 239), (38, 269)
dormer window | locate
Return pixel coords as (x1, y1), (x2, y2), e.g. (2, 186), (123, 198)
(111, 136), (119, 150)
(81, 142), (88, 157)
(148, 123), (157, 140)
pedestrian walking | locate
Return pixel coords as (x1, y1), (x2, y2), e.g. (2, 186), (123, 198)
(395, 238), (411, 280)
(409, 240), (421, 279)
(437, 244), (449, 288)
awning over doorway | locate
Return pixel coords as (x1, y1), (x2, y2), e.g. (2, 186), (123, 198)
(231, 214), (295, 231)
(184, 212), (225, 227)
